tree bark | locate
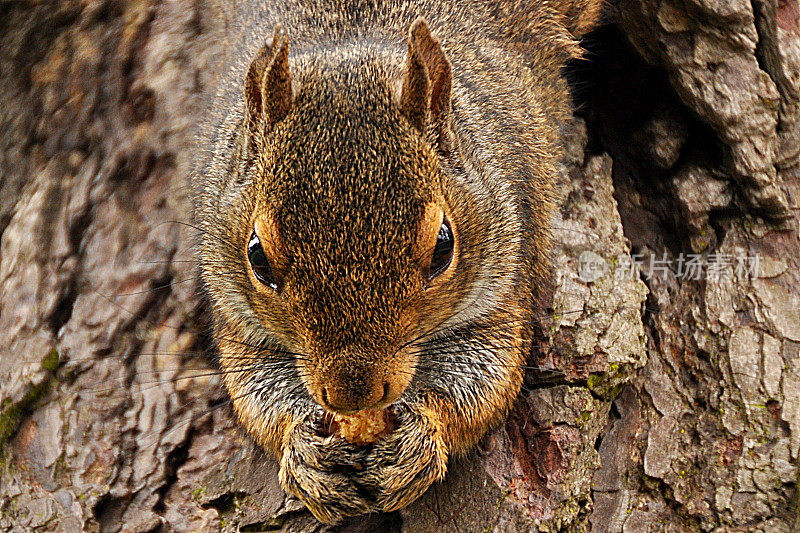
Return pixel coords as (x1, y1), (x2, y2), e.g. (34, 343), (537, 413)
(1, 1), (798, 531)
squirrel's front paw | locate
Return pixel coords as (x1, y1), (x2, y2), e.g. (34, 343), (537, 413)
(364, 404), (448, 512)
(279, 405), (448, 523)
(278, 419), (378, 523)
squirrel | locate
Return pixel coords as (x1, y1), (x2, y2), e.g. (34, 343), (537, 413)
(193, 0), (603, 523)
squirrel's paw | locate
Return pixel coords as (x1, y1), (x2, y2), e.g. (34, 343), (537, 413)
(278, 418), (377, 523)
(279, 405), (448, 523)
(363, 403), (448, 513)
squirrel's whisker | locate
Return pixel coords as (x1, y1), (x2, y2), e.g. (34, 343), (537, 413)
(161, 219), (239, 252)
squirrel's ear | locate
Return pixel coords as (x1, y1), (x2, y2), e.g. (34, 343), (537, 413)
(400, 18), (452, 138)
(245, 26), (292, 132)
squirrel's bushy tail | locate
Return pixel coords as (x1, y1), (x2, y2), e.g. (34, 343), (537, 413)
(484, 0), (605, 60)
(549, 0), (606, 38)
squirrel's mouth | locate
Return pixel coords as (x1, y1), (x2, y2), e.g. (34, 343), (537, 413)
(312, 405), (400, 446)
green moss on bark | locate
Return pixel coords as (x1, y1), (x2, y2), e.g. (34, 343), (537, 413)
(0, 348), (60, 458)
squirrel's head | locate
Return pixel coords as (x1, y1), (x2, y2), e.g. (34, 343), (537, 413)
(232, 19), (461, 415)
(204, 18), (519, 425)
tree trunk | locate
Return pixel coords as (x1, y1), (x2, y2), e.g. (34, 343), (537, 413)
(1, 1), (798, 531)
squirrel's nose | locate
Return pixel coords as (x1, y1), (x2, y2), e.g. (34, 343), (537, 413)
(321, 380), (392, 414)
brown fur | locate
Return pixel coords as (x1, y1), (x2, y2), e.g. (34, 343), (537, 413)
(193, 0), (603, 523)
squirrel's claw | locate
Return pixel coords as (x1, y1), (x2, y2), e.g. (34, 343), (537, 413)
(365, 404), (448, 512)
(279, 405), (448, 523)
(279, 420), (378, 523)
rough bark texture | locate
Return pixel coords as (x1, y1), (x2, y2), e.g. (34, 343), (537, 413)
(0, 0), (798, 531)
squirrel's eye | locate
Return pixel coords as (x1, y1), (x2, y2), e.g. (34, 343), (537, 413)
(248, 231), (279, 290)
(429, 218), (454, 278)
